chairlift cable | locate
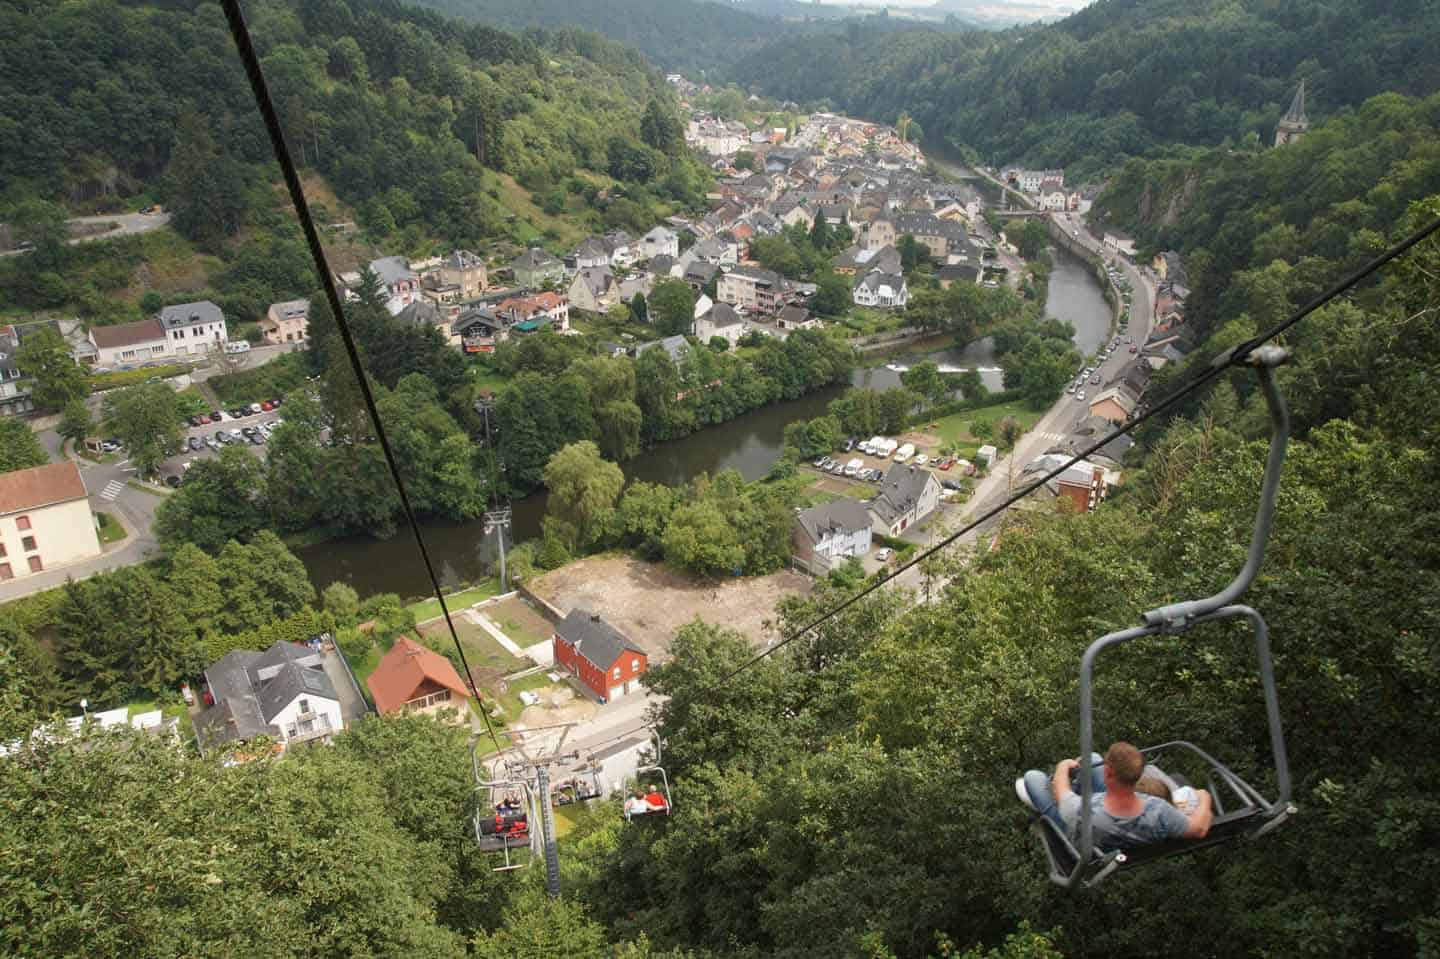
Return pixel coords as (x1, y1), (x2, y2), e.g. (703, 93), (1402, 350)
(712, 210), (1440, 690)
(218, 0), (506, 757)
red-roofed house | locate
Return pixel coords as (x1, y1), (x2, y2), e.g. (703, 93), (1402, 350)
(366, 636), (473, 719)
(0, 461), (100, 580)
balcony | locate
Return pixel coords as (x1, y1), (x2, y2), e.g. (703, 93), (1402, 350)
(284, 714), (334, 743)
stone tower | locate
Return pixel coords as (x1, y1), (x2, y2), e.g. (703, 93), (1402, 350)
(1275, 80), (1310, 147)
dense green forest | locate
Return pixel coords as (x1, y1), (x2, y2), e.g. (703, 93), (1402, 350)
(729, 0), (1440, 177)
(401, 0), (810, 76)
(0, 0), (704, 327)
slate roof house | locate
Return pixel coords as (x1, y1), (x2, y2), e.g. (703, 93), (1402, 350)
(793, 499), (873, 574)
(194, 641), (345, 754)
(870, 464), (941, 536)
(510, 248), (565, 288)
(552, 609), (647, 703)
(367, 636), (473, 719)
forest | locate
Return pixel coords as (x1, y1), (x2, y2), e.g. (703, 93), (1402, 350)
(400, 0), (805, 77)
(728, 0), (1440, 178)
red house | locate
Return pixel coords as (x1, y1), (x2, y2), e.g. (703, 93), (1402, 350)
(367, 636), (473, 719)
(552, 608), (647, 703)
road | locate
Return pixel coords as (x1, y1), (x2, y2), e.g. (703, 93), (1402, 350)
(893, 212), (1158, 588)
(0, 212), (173, 258)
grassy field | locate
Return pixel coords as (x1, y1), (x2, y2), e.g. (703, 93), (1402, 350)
(495, 672), (557, 720)
(490, 172), (587, 249)
(408, 580), (502, 623)
(418, 618), (526, 678)
(487, 596), (553, 650)
(927, 399), (1042, 450)
(95, 511), (126, 544)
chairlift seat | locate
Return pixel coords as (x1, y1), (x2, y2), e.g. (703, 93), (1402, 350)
(1029, 741), (1293, 887)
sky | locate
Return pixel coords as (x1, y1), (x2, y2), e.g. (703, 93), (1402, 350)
(809, 0), (1091, 13)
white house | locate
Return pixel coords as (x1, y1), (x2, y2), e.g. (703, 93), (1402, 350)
(0, 461), (101, 580)
(638, 226), (679, 260)
(793, 499), (873, 574)
(157, 300), (228, 356)
(193, 641), (346, 755)
(366, 257), (420, 315)
(693, 303), (745, 348)
(853, 270), (909, 309)
(89, 318), (170, 367)
(869, 464), (941, 536)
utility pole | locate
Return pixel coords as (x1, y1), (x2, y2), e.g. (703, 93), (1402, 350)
(478, 398), (511, 590)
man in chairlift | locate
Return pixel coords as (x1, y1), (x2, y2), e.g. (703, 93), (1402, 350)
(643, 784), (669, 813)
(1017, 742), (1213, 849)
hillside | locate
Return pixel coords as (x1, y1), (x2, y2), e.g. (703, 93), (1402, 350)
(728, 0), (1440, 175)
(401, 0), (811, 76)
(0, 0), (701, 329)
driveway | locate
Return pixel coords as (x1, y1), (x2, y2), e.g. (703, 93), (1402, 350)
(1, 212), (174, 259)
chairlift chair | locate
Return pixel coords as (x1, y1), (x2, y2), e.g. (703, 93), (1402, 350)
(1029, 345), (1299, 889)
(472, 750), (536, 873)
(626, 729), (674, 821)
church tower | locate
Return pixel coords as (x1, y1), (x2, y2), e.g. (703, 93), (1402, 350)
(1274, 80), (1310, 147)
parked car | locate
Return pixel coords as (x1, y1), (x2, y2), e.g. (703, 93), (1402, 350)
(813, 457), (827, 468)
(914, 454), (929, 467)
(1076, 390), (1087, 402)
(164, 475), (182, 488)
(874, 548), (893, 563)
(270, 397), (283, 408)
(939, 458), (954, 471)
(223, 340), (251, 355)
(216, 431), (232, 445)
(187, 436), (202, 451)
(842, 437), (854, 452)
(241, 426), (258, 437)
(1091, 374), (1101, 384)
(261, 400), (275, 412)
(942, 479), (964, 491)
(204, 436), (220, 451)
(100, 439), (121, 452)
(1129, 344), (1139, 353)
(250, 432), (265, 445)
(229, 408), (246, 419)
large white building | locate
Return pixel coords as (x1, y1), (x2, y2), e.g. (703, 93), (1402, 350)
(0, 461), (101, 580)
(157, 300), (228, 355)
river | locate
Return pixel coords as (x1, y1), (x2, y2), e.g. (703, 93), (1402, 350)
(298, 205), (1113, 598)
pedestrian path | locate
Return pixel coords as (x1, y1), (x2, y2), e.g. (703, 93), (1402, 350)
(99, 480), (125, 502)
(462, 608), (527, 658)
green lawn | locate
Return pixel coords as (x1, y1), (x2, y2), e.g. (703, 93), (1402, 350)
(408, 580), (502, 623)
(349, 637), (385, 687)
(417, 619), (525, 677)
(95, 511), (126, 544)
(926, 399), (1043, 452)
(495, 672), (559, 721)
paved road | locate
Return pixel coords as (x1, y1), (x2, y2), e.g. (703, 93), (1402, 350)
(0, 212), (173, 259)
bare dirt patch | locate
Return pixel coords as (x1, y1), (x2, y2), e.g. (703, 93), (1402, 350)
(527, 554), (812, 659)
(898, 430), (942, 449)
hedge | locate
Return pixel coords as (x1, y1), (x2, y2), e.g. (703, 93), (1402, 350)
(203, 606), (334, 663)
(90, 364), (192, 392)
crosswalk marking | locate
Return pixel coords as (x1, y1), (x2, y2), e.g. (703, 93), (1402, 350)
(99, 480), (125, 502)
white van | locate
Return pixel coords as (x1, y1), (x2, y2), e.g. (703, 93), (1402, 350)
(893, 443), (915, 463)
(844, 458), (864, 477)
(223, 340), (251, 354)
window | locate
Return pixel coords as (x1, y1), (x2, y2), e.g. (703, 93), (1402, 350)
(631, 659), (639, 673)
(298, 698), (310, 715)
(16, 515), (29, 530)
(21, 536), (36, 552)
(0, 563), (10, 580)
(121, 350), (135, 360)
(613, 666), (621, 679)
(0, 543), (5, 558)
(27, 556), (42, 572)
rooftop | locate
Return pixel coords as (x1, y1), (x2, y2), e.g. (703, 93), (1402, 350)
(367, 636), (472, 715)
(554, 608), (645, 671)
(0, 461), (89, 516)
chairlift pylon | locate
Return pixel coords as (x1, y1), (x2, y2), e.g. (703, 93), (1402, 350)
(1028, 345), (1299, 888)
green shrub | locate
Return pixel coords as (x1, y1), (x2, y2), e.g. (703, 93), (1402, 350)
(90, 364), (190, 392)
(208, 351), (309, 406)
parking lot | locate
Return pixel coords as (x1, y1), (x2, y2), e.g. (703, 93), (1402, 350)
(161, 400), (285, 483)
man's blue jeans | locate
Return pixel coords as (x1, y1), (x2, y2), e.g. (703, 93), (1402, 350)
(1022, 752), (1104, 828)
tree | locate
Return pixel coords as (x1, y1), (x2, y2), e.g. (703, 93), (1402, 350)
(648, 279), (696, 337)
(809, 211), (833, 251)
(639, 98), (683, 156)
(355, 263), (388, 312)
(164, 543), (224, 646)
(56, 399), (93, 448)
(154, 445), (266, 552)
(1015, 219), (1049, 261)
(102, 383), (180, 477)
(812, 271), (852, 316)
(957, 369), (988, 403)
(542, 441), (624, 553)
(898, 233), (928, 272)
(629, 291), (649, 324)
(0, 418), (47, 473)
(900, 361), (948, 413)
(213, 532), (316, 635)
(16, 327), (88, 411)
(322, 582), (361, 627)
(732, 150), (755, 172)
